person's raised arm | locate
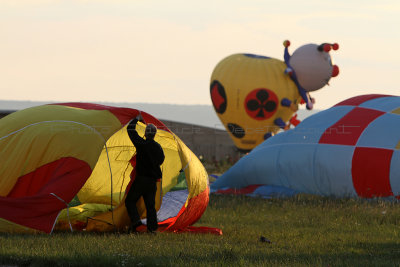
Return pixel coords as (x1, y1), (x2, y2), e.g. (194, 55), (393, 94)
(127, 114), (145, 145)
(127, 118), (138, 131)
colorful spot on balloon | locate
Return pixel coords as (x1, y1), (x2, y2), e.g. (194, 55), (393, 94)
(210, 80), (227, 114)
(264, 132), (273, 140)
(352, 147), (394, 198)
(227, 123), (245, 138)
(245, 88), (278, 120)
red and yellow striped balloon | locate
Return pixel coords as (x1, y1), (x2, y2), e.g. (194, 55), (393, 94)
(0, 103), (215, 234)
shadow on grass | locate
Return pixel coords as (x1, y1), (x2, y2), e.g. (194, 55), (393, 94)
(169, 241), (400, 265)
(1, 241), (400, 266)
(0, 253), (123, 267)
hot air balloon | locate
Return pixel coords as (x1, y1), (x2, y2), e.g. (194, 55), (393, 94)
(211, 94), (400, 199)
(210, 40), (340, 152)
(0, 103), (220, 234)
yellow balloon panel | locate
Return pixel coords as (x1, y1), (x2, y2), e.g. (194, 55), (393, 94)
(77, 122), (182, 207)
(56, 122), (208, 232)
(0, 106), (121, 196)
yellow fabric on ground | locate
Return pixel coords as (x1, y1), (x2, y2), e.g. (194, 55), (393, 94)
(0, 105), (121, 196)
(63, 124), (208, 232)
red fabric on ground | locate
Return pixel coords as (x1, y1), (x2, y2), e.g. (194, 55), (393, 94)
(352, 147), (394, 198)
(215, 184), (263, 195)
(0, 157), (91, 233)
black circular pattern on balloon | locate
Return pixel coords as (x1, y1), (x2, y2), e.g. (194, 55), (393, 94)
(245, 89), (278, 120)
(227, 123), (245, 139)
(210, 80), (227, 114)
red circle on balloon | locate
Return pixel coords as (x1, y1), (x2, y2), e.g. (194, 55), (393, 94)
(244, 88), (278, 120)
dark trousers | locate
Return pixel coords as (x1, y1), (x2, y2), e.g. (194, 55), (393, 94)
(125, 175), (158, 232)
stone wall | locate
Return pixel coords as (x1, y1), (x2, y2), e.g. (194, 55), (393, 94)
(161, 120), (241, 161)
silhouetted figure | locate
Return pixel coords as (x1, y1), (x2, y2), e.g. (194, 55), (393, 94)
(125, 114), (165, 233)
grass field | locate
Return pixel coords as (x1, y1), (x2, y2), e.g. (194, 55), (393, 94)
(1, 194), (400, 266)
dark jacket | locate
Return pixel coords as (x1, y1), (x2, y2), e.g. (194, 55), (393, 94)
(127, 119), (165, 179)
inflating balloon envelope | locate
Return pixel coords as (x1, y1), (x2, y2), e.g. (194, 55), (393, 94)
(0, 103), (221, 234)
(212, 94), (400, 200)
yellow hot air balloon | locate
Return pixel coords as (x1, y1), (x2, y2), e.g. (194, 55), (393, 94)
(0, 103), (220, 234)
(210, 40), (340, 152)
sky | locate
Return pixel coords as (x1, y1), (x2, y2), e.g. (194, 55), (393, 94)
(1, 0), (399, 110)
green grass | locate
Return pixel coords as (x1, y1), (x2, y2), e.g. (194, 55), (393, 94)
(2, 194), (400, 266)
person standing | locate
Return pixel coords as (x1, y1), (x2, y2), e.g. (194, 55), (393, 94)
(125, 114), (165, 233)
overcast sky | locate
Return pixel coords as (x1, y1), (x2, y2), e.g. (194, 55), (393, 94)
(1, 0), (399, 109)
